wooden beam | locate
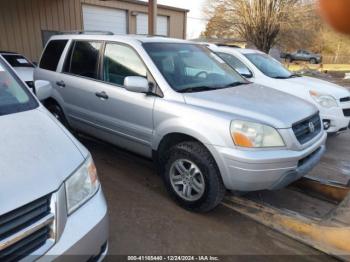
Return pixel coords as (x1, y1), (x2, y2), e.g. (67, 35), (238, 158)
(148, 0), (157, 35)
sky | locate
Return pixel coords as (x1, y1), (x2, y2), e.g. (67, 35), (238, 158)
(140, 0), (208, 39)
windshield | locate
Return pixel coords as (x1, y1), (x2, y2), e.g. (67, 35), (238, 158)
(244, 53), (293, 79)
(0, 59), (38, 116)
(2, 55), (34, 68)
(143, 43), (247, 92)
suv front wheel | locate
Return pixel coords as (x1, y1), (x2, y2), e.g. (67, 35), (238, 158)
(162, 141), (225, 212)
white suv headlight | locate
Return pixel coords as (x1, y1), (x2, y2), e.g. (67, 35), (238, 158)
(230, 120), (285, 148)
(310, 90), (338, 108)
(65, 156), (100, 215)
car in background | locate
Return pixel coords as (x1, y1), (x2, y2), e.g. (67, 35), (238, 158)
(35, 34), (326, 212)
(210, 46), (350, 133)
(0, 51), (36, 90)
(280, 49), (322, 64)
(0, 56), (108, 261)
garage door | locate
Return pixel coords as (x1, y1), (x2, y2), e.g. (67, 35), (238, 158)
(136, 14), (169, 36)
(82, 5), (127, 34)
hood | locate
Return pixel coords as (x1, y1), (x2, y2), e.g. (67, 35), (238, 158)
(13, 67), (34, 82)
(183, 83), (317, 128)
(285, 76), (350, 100)
(0, 108), (85, 215)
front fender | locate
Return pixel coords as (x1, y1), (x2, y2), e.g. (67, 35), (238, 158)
(152, 116), (231, 151)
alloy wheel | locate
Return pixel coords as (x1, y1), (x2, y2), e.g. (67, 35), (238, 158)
(169, 159), (205, 201)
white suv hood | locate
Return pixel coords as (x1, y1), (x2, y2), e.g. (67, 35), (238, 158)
(286, 76), (350, 100)
(13, 67), (34, 82)
(0, 108), (85, 215)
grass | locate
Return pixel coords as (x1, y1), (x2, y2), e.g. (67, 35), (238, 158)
(285, 64), (350, 72)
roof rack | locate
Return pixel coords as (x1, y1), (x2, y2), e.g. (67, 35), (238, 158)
(61, 30), (114, 35)
(216, 43), (241, 48)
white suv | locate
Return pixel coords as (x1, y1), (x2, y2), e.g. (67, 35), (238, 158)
(211, 46), (350, 134)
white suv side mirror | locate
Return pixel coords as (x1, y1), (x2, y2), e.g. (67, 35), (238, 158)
(124, 76), (150, 94)
(34, 80), (52, 101)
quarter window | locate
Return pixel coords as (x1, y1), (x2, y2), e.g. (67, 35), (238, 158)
(39, 40), (68, 71)
(103, 43), (147, 86)
(65, 41), (102, 79)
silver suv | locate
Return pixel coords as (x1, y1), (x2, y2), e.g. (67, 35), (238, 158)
(34, 34), (327, 212)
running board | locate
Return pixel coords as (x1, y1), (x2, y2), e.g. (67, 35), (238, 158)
(223, 176), (350, 260)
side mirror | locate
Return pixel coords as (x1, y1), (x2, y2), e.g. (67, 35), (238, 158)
(34, 80), (52, 101)
(124, 76), (150, 94)
(236, 68), (253, 78)
(241, 73), (253, 78)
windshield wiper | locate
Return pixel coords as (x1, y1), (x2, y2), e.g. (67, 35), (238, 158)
(178, 86), (221, 93)
(272, 74), (301, 79)
(288, 73), (301, 78)
(223, 81), (249, 88)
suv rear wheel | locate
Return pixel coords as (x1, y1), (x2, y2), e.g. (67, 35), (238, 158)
(46, 102), (70, 129)
(309, 58), (317, 64)
(161, 141), (225, 212)
(286, 56), (293, 63)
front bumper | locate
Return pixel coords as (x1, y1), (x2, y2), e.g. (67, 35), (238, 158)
(38, 188), (109, 262)
(211, 131), (327, 192)
(320, 104), (350, 133)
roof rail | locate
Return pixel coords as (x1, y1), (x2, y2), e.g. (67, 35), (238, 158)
(216, 43), (241, 48)
(0, 51), (17, 54)
(61, 30), (114, 35)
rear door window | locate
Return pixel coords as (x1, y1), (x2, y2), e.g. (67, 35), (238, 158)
(64, 41), (102, 79)
(39, 40), (68, 71)
(103, 43), (147, 86)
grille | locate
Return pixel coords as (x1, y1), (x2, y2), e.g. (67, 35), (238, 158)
(0, 195), (51, 261)
(340, 97), (350, 103)
(344, 109), (350, 117)
(292, 114), (322, 144)
(0, 226), (50, 262)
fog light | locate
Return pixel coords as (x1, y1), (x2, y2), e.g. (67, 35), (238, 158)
(323, 120), (331, 130)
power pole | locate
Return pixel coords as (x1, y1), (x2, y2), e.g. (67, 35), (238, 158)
(148, 0), (157, 35)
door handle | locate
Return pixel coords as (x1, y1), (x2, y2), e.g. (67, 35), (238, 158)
(95, 91), (109, 100)
(56, 80), (66, 88)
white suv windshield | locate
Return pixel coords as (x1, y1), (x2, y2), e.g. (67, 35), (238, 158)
(2, 55), (34, 68)
(244, 53), (296, 79)
(143, 43), (247, 93)
(0, 59), (37, 116)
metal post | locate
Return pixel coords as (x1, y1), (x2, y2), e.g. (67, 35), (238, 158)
(148, 0), (157, 35)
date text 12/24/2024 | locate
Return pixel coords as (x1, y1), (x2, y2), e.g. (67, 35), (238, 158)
(127, 256), (220, 261)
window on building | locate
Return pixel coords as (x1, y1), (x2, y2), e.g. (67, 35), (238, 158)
(136, 13), (169, 36)
(65, 41), (102, 79)
(103, 43), (147, 86)
(39, 40), (68, 71)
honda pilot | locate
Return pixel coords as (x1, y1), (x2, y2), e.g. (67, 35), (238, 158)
(34, 34), (327, 212)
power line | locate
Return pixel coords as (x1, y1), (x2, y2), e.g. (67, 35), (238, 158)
(188, 16), (209, 21)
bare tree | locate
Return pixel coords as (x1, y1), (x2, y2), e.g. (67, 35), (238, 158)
(204, 0), (299, 53)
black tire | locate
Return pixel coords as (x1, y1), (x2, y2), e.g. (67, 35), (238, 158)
(161, 141), (225, 212)
(310, 58), (317, 64)
(46, 102), (70, 129)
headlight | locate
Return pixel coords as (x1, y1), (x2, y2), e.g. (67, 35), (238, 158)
(65, 156), (100, 215)
(310, 90), (338, 108)
(230, 120), (285, 148)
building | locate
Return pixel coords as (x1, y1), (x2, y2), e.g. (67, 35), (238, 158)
(0, 0), (188, 61)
